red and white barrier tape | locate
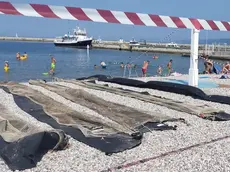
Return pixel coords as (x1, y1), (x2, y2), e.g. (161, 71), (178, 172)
(0, 1), (230, 31)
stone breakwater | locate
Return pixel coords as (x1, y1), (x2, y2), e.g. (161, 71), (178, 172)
(0, 36), (55, 42)
(0, 36), (230, 60)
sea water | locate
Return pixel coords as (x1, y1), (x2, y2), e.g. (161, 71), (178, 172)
(0, 41), (219, 82)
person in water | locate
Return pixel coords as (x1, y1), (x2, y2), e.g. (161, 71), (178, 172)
(153, 55), (158, 59)
(23, 52), (28, 59)
(23, 52), (27, 57)
(167, 59), (173, 75)
(157, 65), (163, 76)
(4, 61), (9, 72)
(142, 60), (149, 77)
(120, 62), (124, 68)
(127, 62), (131, 69)
(49, 55), (56, 74)
(16, 52), (20, 60)
(94, 64), (98, 69)
(100, 61), (106, 69)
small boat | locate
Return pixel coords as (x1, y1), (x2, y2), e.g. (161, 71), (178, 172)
(181, 53), (190, 57)
(129, 38), (140, 46)
(54, 27), (93, 48)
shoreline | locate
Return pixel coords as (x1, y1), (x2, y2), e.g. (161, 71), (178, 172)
(0, 36), (230, 60)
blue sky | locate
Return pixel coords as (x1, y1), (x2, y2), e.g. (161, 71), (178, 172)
(0, 0), (230, 42)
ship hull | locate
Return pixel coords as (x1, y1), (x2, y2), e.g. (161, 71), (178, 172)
(54, 40), (92, 48)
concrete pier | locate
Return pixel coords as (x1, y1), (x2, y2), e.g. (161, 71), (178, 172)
(0, 36), (54, 42)
(0, 36), (230, 60)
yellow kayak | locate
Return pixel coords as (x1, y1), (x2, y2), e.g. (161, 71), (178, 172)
(4, 66), (9, 72)
(20, 55), (28, 60)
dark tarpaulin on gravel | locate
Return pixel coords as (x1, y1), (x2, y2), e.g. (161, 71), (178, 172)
(64, 79), (230, 121)
(0, 131), (68, 171)
(77, 75), (230, 107)
(29, 80), (178, 134)
(1, 86), (176, 155)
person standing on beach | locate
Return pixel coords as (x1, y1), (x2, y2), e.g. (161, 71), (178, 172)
(49, 55), (56, 74)
(221, 62), (230, 74)
(203, 56), (213, 74)
(142, 60), (149, 77)
(167, 59), (173, 75)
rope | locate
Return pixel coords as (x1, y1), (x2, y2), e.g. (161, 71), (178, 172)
(101, 135), (230, 172)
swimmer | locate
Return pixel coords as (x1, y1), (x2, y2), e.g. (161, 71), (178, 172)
(120, 62), (124, 68)
(4, 61), (9, 72)
(167, 59), (173, 75)
(127, 62), (131, 69)
(16, 52), (20, 60)
(153, 55), (158, 59)
(23, 52), (27, 57)
(94, 64), (99, 69)
(100, 61), (106, 69)
(142, 60), (150, 77)
(49, 55), (56, 74)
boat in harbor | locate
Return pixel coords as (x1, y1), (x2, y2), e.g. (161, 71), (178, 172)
(129, 38), (140, 46)
(54, 27), (93, 48)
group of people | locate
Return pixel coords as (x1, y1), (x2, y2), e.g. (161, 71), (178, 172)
(141, 59), (173, 77)
(203, 55), (230, 74)
(4, 53), (56, 74)
(16, 52), (28, 60)
(120, 62), (137, 69)
(93, 58), (173, 77)
(4, 52), (28, 72)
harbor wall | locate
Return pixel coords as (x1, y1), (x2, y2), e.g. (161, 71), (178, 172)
(0, 37), (230, 60)
(0, 36), (54, 42)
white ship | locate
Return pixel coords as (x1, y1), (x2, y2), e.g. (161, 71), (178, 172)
(129, 38), (140, 46)
(54, 27), (93, 48)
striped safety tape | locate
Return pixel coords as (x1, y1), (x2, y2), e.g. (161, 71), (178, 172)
(0, 2), (230, 31)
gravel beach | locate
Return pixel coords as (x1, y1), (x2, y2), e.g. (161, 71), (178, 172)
(1, 75), (230, 172)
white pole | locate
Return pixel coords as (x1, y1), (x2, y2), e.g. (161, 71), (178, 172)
(87, 45), (89, 57)
(205, 31), (208, 55)
(188, 29), (200, 87)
